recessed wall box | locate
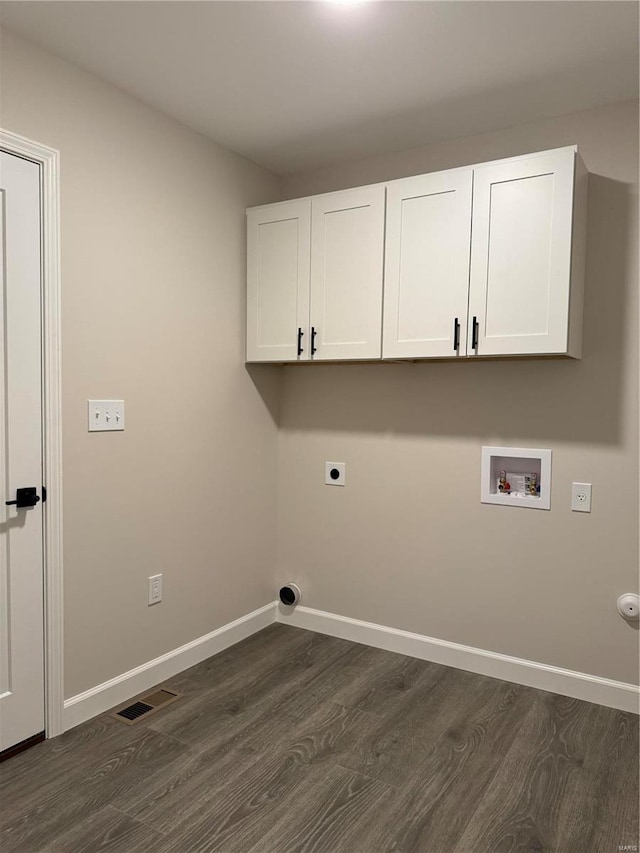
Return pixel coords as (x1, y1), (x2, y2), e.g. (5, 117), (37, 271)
(481, 446), (552, 510)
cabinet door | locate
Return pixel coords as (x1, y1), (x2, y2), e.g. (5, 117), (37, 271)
(468, 149), (575, 356)
(383, 169), (472, 358)
(246, 199), (310, 362)
(310, 186), (385, 360)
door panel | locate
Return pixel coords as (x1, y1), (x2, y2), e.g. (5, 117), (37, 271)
(468, 149), (575, 356)
(0, 151), (45, 752)
(246, 199), (311, 362)
(383, 169), (472, 358)
(310, 186), (385, 360)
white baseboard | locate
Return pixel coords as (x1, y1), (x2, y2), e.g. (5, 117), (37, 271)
(276, 604), (640, 714)
(62, 598), (639, 732)
(63, 601), (277, 731)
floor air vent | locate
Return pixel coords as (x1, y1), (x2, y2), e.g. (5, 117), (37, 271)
(114, 689), (180, 725)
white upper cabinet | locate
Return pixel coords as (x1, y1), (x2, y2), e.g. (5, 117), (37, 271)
(383, 169), (473, 359)
(468, 147), (586, 357)
(246, 146), (586, 364)
(310, 186), (385, 361)
(246, 199), (310, 362)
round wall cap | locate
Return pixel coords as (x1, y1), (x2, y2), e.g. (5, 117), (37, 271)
(617, 593), (640, 620)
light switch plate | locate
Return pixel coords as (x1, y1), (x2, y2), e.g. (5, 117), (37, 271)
(88, 400), (125, 432)
(571, 482), (592, 512)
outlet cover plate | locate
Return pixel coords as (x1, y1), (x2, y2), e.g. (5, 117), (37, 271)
(571, 482), (592, 512)
(148, 574), (163, 605)
(325, 462), (346, 486)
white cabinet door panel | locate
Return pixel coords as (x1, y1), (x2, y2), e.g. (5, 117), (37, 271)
(383, 169), (472, 358)
(247, 200), (310, 362)
(469, 149), (575, 356)
(310, 186), (385, 360)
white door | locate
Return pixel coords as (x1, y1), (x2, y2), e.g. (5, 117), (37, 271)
(246, 199), (311, 362)
(0, 151), (45, 753)
(468, 148), (576, 356)
(310, 186), (385, 361)
(383, 169), (473, 359)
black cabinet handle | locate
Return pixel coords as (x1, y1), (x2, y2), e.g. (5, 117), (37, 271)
(5, 487), (40, 509)
(311, 326), (317, 355)
(453, 317), (460, 352)
(297, 327), (304, 356)
(472, 316), (479, 352)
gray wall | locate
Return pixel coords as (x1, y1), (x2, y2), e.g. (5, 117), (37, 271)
(278, 100), (639, 685)
(0, 29), (281, 698)
(2, 27), (637, 696)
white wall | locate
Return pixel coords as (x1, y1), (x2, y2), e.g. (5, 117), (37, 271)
(0, 29), (281, 698)
(278, 100), (639, 686)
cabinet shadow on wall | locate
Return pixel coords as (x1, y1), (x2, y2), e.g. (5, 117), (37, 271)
(244, 363), (283, 426)
(277, 175), (635, 447)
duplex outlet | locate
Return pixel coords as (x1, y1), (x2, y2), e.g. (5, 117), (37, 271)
(148, 574), (163, 605)
(571, 482), (592, 513)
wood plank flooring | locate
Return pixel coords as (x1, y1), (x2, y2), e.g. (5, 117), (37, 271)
(0, 624), (637, 852)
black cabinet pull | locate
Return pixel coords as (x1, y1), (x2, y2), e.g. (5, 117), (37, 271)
(297, 327), (304, 356)
(311, 326), (317, 355)
(5, 487), (40, 509)
(453, 317), (460, 352)
(472, 316), (479, 352)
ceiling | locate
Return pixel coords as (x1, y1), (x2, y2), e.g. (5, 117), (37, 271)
(1, 1), (638, 175)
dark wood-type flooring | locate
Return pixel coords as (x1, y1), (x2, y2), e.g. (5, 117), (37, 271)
(1, 624), (638, 852)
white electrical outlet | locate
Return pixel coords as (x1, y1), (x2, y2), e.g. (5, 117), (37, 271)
(325, 462), (346, 486)
(88, 400), (125, 432)
(571, 482), (592, 513)
(148, 574), (163, 605)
